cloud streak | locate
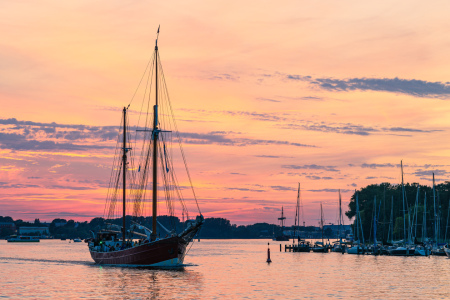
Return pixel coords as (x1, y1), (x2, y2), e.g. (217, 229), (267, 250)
(181, 132), (317, 148)
(0, 118), (318, 152)
(287, 75), (450, 99)
(282, 164), (340, 172)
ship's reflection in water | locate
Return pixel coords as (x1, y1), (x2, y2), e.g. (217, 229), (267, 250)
(97, 267), (203, 299)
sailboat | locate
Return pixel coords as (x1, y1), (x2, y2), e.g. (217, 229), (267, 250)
(312, 203), (328, 253)
(431, 173), (446, 256)
(347, 191), (365, 254)
(292, 183), (311, 252)
(444, 244), (450, 258)
(331, 189), (346, 253)
(388, 161), (414, 256)
(88, 29), (204, 266)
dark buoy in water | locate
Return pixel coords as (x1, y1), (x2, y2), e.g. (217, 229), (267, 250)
(266, 242), (272, 263)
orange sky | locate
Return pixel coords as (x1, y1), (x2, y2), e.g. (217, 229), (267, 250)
(1, 1), (450, 226)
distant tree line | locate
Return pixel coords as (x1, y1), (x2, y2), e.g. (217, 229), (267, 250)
(0, 215), (323, 239)
(345, 181), (450, 244)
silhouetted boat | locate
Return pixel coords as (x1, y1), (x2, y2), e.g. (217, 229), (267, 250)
(7, 236), (39, 243)
(88, 28), (203, 267)
(444, 245), (450, 258)
(311, 203), (328, 253)
(388, 246), (415, 256)
(274, 207), (289, 241)
(388, 161), (415, 256)
(291, 183), (310, 252)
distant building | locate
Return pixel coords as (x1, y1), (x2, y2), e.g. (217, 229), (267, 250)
(18, 227), (49, 236)
(0, 222), (16, 232)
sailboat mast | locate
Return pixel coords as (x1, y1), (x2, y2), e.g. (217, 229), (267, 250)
(423, 191), (427, 241)
(433, 173), (437, 246)
(338, 189), (342, 239)
(294, 183), (300, 241)
(390, 195), (394, 242)
(356, 191), (359, 243)
(122, 107), (127, 243)
(151, 35), (159, 241)
(373, 196), (377, 246)
(401, 160), (406, 246)
(297, 183), (300, 236)
(320, 203), (324, 245)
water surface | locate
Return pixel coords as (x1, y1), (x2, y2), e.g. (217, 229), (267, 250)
(0, 239), (449, 299)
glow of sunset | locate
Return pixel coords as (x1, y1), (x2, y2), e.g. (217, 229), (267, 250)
(1, 1), (450, 226)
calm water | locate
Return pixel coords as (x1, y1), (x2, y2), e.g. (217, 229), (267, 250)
(0, 239), (449, 299)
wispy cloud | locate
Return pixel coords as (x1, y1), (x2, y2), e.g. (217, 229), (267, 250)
(0, 118), (317, 152)
(49, 185), (96, 190)
(225, 187), (266, 192)
(308, 189), (351, 193)
(181, 132), (317, 148)
(255, 97), (281, 103)
(361, 163), (396, 169)
(412, 169), (449, 177)
(270, 185), (296, 191)
(208, 73), (239, 81)
(306, 176), (334, 180)
(287, 75), (450, 99)
(0, 182), (40, 189)
(0, 132), (111, 151)
(282, 164), (340, 172)
(282, 122), (378, 136)
(181, 110), (439, 137)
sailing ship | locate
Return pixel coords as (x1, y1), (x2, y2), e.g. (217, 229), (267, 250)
(88, 29), (203, 266)
(274, 207), (290, 241)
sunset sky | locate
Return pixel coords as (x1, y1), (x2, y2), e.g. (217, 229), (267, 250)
(1, 1), (450, 226)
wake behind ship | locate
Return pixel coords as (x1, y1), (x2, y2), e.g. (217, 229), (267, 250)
(88, 28), (203, 267)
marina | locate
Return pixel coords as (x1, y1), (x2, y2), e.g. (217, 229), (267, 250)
(0, 239), (449, 299)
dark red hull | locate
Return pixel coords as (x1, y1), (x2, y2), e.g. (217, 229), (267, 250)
(89, 236), (187, 266)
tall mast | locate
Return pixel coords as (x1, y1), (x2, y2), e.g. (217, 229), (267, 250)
(122, 107), (127, 244)
(382, 185), (386, 243)
(294, 183), (300, 241)
(279, 207), (286, 228)
(338, 189), (342, 239)
(433, 172), (437, 246)
(355, 191), (359, 243)
(445, 196), (450, 243)
(414, 185), (420, 241)
(423, 191), (427, 242)
(390, 195), (393, 242)
(401, 160), (406, 246)
(320, 203), (324, 245)
(297, 183), (300, 234)
(151, 28), (160, 241)
(373, 196), (377, 247)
